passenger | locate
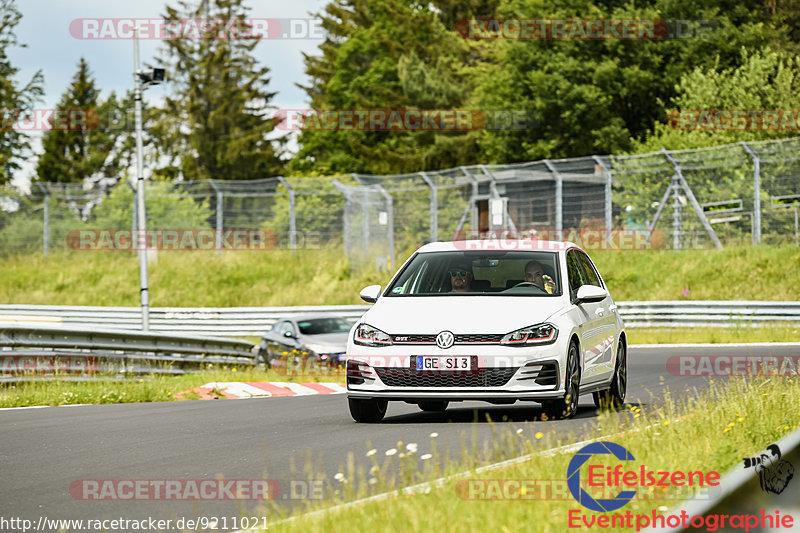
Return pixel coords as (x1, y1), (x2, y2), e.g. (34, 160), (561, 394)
(524, 260), (556, 294)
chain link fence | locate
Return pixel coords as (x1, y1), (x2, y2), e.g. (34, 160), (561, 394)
(1, 136), (799, 268)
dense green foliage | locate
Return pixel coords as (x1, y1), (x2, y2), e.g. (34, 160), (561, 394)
(0, 0), (42, 184)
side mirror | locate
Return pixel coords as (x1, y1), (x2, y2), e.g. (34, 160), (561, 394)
(575, 285), (608, 304)
(360, 284), (382, 303)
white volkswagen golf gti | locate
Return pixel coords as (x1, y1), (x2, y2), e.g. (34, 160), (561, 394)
(345, 239), (627, 423)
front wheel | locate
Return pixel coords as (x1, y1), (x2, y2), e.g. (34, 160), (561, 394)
(348, 398), (388, 423)
(542, 341), (580, 420)
(593, 339), (626, 409)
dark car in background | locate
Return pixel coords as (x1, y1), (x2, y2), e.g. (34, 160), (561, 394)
(255, 315), (353, 369)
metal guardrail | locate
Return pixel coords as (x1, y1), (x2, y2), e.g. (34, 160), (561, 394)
(0, 324), (255, 382)
(0, 302), (798, 337)
(648, 427), (800, 532)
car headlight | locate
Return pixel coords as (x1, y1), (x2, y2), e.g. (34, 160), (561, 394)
(353, 324), (393, 346)
(500, 323), (557, 345)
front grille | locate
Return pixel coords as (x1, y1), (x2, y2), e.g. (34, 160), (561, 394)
(455, 334), (504, 343)
(374, 367), (518, 387)
(391, 333), (504, 344)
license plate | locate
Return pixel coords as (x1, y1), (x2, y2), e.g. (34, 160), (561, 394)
(416, 356), (471, 371)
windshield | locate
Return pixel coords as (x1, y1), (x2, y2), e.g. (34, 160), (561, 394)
(297, 317), (353, 335)
(385, 251), (561, 296)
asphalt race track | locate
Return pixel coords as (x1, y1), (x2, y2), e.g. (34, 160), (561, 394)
(1, 344), (797, 530)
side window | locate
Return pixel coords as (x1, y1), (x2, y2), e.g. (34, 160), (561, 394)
(566, 251), (585, 293)
(577, 252), (602, 288)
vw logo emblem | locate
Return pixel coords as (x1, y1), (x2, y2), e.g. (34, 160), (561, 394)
(436, 331), (455, 349)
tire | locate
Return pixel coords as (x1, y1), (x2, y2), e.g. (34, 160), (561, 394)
(254, 349), (269, 371)
(542, 341), (580, 420)
(348, 398), (388, 423)
(593, 339), (627, 410)
(418, 400), (449, 412)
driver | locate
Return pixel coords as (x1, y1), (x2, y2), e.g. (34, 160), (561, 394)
(449, 263), (474, 293)
(525, 260), (556, 294)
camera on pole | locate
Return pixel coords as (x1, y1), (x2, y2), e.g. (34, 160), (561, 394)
(136, 68), (165, 88)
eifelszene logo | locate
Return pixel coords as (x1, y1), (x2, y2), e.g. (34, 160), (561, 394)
(567, 441), (721, 512)
(743, 443), (795, 494)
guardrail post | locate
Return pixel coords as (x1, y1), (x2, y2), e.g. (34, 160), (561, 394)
(740, 141), (762, 244)
(480, 164), (517, 231)
(374, 185), (395, 270)
(277, 177), (296, 251)
(208, 180), (223, 256)
(419, 172), (438, 242)
(543, 160), (563, 234)
(36, 183), (49, 257)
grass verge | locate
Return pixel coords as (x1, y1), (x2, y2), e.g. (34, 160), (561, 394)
(259, 377), (799, 532)
(0, 366), (344, 408)
(629, 325), (800, 344)
(1, 245), (800, 306)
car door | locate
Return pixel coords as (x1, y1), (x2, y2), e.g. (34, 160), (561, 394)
(566, 250), (605, 385)
(576, 251), (616, 384)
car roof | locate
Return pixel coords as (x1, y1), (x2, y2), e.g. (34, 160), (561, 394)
(415, 240), (579, 254)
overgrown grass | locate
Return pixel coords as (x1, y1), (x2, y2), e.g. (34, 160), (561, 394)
(630, 325), (800, 344)
(1, 245), (799, 306)
(0, 366), (344, 408)
(262, 377), (800, 532)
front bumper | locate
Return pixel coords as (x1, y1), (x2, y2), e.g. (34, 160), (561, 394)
(345, 343), (567, 401)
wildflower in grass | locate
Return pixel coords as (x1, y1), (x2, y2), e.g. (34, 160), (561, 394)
(681, 286), (690, 298)
(406, 443), (418, 453)
(516, 428), (523, 435)
(663, 421), (670, 426)
(519, 486), (527, 495)
(369, 465), (379, 475)
(232, 368), (237, 372)
(385, 448), (397, 456)
(334, 473), (345, 482)
(535, 432), (543, 439)
(738, 417), (744, 422)
(368, 478), (377, 485)
(728, 423), (735, 427)
(420, 454), (433, 460)
(366, 449), (377, 457)
(634, 414), (640, 418)
(430, 432), (438, 438)
(658, 506), (669, 512)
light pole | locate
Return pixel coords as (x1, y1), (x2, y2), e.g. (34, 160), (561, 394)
(133, 31), (164, 330)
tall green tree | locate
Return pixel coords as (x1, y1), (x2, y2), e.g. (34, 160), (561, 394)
(0, 0), (43, 184)
(154, 0), (284, 181)
(36, 58), (123, 184)
(291, 0), (494, 175)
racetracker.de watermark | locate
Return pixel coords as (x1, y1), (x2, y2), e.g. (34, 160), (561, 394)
(667, 355), (800, 377)
(68, 479), (324, 501)
(1, 109), (99, 131)
(456, 18), (718, 40)
(69, 18), (324, 40)
(668, 109), (800, 131)
(274, 109), (538, 132)
(452, 229), (665, 251)
(66, 229), (279, 251)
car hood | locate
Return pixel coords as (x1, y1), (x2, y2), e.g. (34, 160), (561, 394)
(360, 296), (567, 334)
(301, 332), (349, 351)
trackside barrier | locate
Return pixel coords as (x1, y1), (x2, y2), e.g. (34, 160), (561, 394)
(1, 302), (799, 337)
(0, 324), (255, 382)
(646, 427), (800, 532)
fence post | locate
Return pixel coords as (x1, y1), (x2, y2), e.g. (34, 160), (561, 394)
(419, 171), (438, 242)
(458, 166), (479, 234)
(331, 180), (351, 262)
(208, 180), (223, 255)
(36, 183), (49, 257)
(593, 156), (613, 234)
(740, 141), (762, 244)
(351, 174), (369, 255)
(662, 148), (722, 250)
(375, 185), (395, 270)
(277, 177), (296, 251)
(480, 164), (517, 231)
(543, 160), (563, 234)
